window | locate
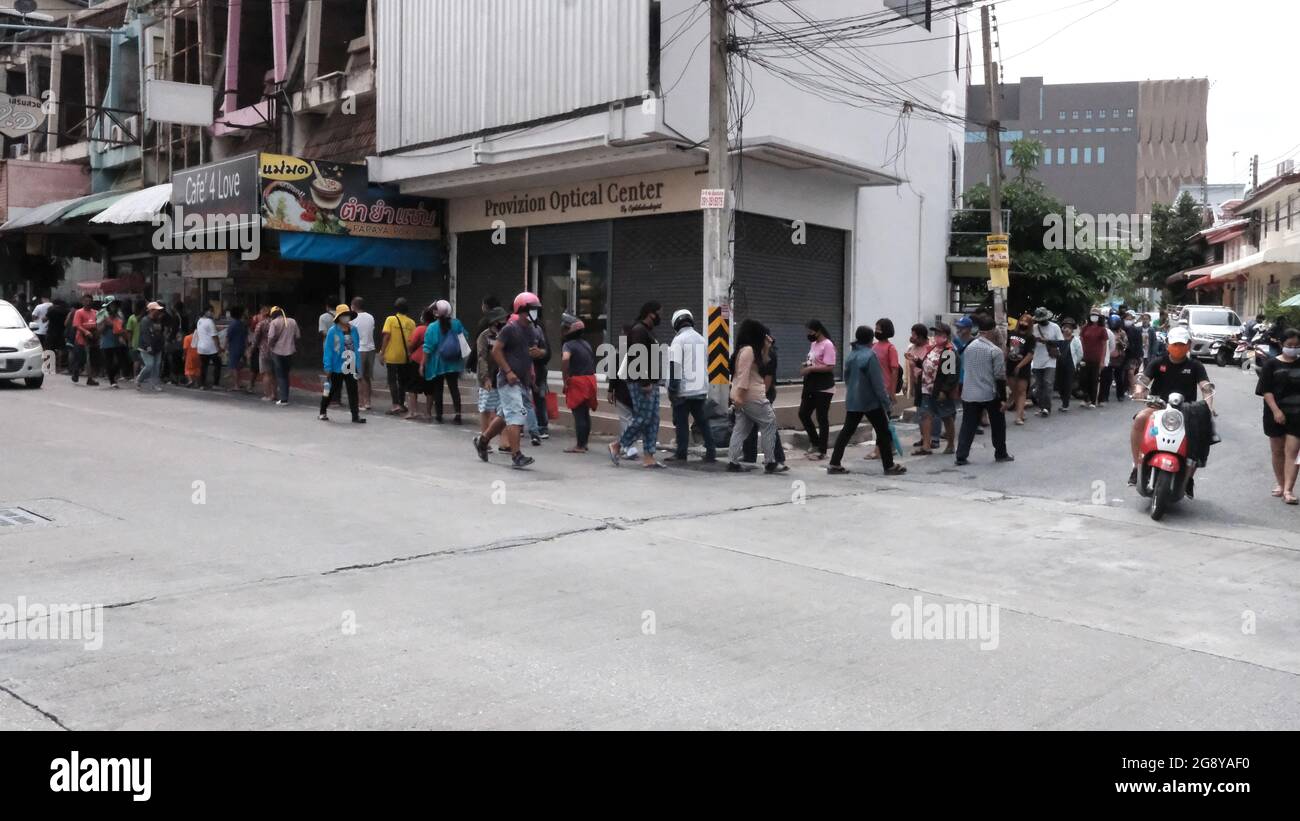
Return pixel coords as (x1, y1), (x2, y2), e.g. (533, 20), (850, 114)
(1005, 148), (1013, 166)
(1099, 109), (1107, 120)
(1127, 108), (1135, 118)
(1069, 128), (1078, 134)
(1072, 110), (1079, 119)
(1098, 146), (1105, 164)
(885, 0), (932, 29)
(1110, 127), (1119, 133)
(1086, 110), (1093, 119)
(950, 146), (959, 206)
(1044, 149), (1052, 166)
(1276, 203), (1282, 232)
(1083, 128), (1092, 133)
(1029, 129), (1038, 135)
(1057, 148), (1065, 164)
(1070, 147), (1078, 164)
(1112, 109), (1120, 118)
(1084, 147), (1092, 164)
(1059, 111), (1066, 121)
(1289, 195), (1294, 230)
(1055, 129), (1065, 134)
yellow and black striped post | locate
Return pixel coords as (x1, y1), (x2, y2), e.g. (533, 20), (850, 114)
(708, 306), (730, 385)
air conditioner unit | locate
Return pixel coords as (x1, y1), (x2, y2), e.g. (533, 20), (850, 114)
(1279, 159), (1296, 177)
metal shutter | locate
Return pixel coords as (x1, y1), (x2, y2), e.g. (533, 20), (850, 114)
(611, 212), (703, 346)
(528, 220), (611, 256)
(347, 263), (448, 325)
(733, 213), (846, 381)
(455, 227), (528, 331)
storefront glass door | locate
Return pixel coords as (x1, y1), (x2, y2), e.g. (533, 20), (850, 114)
(531, 252), (609, 354)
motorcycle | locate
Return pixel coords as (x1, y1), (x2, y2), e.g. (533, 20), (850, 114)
(1135, 393), (1196, 521)
(1231, 333), (1251, 369)
(1211, 335), (1234, 368)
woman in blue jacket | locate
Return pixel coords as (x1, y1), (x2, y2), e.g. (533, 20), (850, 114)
(422, 300), (468, 424)
(319, 303), (366, 424)
(827, 326), (905, 476)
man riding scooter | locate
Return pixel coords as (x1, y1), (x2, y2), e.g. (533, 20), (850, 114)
(1128, 326), (1217, 496)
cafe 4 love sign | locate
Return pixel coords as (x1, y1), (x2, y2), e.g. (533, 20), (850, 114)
(0, 93), (44, 138)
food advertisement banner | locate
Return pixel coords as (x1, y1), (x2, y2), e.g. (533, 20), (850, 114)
(258, 153), (440, 242)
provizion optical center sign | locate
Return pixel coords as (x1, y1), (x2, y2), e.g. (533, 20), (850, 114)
(449, 167), (704, 232)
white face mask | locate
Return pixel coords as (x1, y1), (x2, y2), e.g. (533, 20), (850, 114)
(1285, 347), (1300, 359)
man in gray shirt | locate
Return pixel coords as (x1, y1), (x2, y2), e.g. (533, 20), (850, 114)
(955, 315), (1014, 466)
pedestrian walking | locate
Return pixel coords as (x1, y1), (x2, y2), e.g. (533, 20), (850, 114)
(351, 296), (377, 412)
(250, 306), (274, 399)
(474, 306), (509, 436)
(1006, 313), (1035, 424)
(1056, 318), (1078, 410)
(742, 330), (786, 465)
(381, 298), (416, 415)
(422, 299), (468, 424)
(474, 292), (543, 469)
(1078, 311), (1108, 408)
(267, 306), (300, 405)
(318, 300), (336, 342)
(955, 314), (1014, 466)
(873, 318), (902, 397)
(905, 323), (942, 450)
(45, 298), (69, 371)
(665, 308), (716, 462)
(182, 330), (200, 387)
(195, 305), (222, 390)
(529, 320), (553, 442)
(797, 319), (837, 460)
(727, 318), (787, 474)
(225, 306), (249, 391)
(30, 295), (51, 351)
(319, 303), (366, 424)
(98, 297), (129, 388)
(136, 302), (165, 392)
(126, 299), (144, 381)
(916, 322), (958, 455)
(69, 294), (102, 385)
(1123, 311), (1144, 396)
(1101, 313), (1127, 402)
(1258, 328), (1300, 504)
(561, 316), (599, 454)
(1030, 307), (1062, 417)
(827, 326), (904, 476)
(405, 307), (435, 422)
(466, 295), (501, 375)
(608, 302), (666, 469)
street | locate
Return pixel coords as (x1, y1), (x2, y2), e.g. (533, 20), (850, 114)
(2, 369), (1298, 730)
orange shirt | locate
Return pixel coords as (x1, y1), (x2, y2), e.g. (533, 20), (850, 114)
(184, 334), (201, 377)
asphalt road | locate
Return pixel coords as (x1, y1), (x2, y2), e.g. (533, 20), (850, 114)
(893, 359), (1286, 528)
(2, 366), (1298, 730)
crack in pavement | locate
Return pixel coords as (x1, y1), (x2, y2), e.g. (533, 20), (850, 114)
(0, 682), (70, 730)
(0, 596), (157, 629)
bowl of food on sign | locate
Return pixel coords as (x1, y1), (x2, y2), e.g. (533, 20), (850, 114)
(261, 181), (348, 235)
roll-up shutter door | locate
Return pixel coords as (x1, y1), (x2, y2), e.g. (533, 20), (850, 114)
(611, 212), (703, 346)
(347, 263), (448, 328)
(528, 220), (611, 256)
(733, 212), (845, 382)
(455, 227), (527, 333)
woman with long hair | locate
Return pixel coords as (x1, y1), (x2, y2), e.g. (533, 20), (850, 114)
(728, 319), (788, 474)
(798, 319), (837, 460)
(422, 300), (468, 424)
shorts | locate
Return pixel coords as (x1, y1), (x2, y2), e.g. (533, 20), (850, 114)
(478, 387), (500, 414)
(921, 394), (957, 419)
(1263, 407), (1300, 438)
(1006, 364), (1031, 383)
(259, 352), (273, 373)
(496, 383), (528, 427)
(360, 350), (377, 381)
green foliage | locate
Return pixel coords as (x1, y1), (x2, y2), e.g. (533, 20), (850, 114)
(1009, 138), (1044, 182)
(1134, 191), (1206, 295)
(1260, 286), (1300, 331)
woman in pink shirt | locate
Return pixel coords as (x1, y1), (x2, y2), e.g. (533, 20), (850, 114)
(798, 319), (838, 459)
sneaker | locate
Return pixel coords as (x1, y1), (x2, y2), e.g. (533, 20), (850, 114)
(826, 465), (849, 475)
(995, 454), (1016, 463)
(352, 418), (367, 424)
(512, 453), (535, 469)
(726, 463), (746, 473)
(276, 400), (289, 407)
(109, 383), (120, 389)
(1128, 467), (1138, 487)
(453, 415), (463, 425)
(86, 379), (99, 387)
(538, 432), (550, 440)
(1060, 407), (1069, 413)
(473, 435), (490, 462)
(531, 435), (542, 447)
(955, 458), (970, 466)
(318, 414), (329, 422)
(764, 463), (790, 475)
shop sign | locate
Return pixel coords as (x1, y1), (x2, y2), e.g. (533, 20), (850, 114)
(986, 234), (1010, 289)
(182, 250), (230, 279)
(449, 167), (706, 232)
(172, 154), (260, 219)
(0, 93), (44, 138)
(700, 189), (726, 210)
(258, 153), (439, 242)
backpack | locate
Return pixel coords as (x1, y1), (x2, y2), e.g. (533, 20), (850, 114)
(932, 347), (959, 398)
(436, 326), (463, 362)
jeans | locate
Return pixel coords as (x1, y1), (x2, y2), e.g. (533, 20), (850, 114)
(199, 353), (222, 388)
(671, 395), (717, 459)
(70, 343), (93, 381)
(1031, 367), (1055, 412)
(957, 399), (1009, 461)
(138, 351), (161, 389)
(320, 372), (360, 419)
(619, 384), (661, 455)
(532, 382), (550, 434)
(572, 405), (592, 449)
(798, 389), (833, 454)
(730, 398), (779, 465)
(829, 408), (894, 469)
(273, 354), (293, 402)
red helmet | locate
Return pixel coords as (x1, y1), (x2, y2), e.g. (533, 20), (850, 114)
(513, 292), (541, 314)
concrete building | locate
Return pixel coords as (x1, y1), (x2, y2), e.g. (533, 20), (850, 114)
(370, 0), (972, 378)
(1210, 171), (1300, 317)
(965, 76), (1208, 216)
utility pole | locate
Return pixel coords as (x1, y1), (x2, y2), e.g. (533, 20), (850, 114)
(704, 0), (733, 405)
(981, 5), (1006, 330)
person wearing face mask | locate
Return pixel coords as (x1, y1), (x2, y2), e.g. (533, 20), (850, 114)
(1005, 313), (1036, 425)
(474, 306), (510, 437)
(1078, 312), (1109, 408)
(1129, 326), (1215, 490)
(1029, 307), (1063, 417)
(1099, 314), (1125, 404)
(1122, 311), (1144, 393)
(474, 292), (542, 469)
(1257, 328), (1300, 504)
(609, 302), (666, 469)
(797, 319), (837, 460)
(319, 304), (366, 424)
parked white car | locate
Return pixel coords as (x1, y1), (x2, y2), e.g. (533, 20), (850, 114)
(0, 299), (45, 388)
(1177, 306), (1243, 361)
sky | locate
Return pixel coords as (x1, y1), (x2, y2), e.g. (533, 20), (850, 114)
(968, 0), (1300, 188)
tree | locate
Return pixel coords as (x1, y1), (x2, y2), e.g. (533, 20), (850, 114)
(1133, 191), (1206, 295)
(1009, 138), (1044, 182)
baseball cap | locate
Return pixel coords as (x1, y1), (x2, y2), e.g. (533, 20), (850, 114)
(955, 316), (974, 329)
(1167, 327), (1191, 345)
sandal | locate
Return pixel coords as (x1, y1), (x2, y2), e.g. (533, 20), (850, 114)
(884, 464), (908, 476)
(1272, 486), (1284, 498)
(563, 447), (587, 454)
(910, 448), (932, 456)
(1286, 494), (1299, 506)
(826, 465), (849, 475)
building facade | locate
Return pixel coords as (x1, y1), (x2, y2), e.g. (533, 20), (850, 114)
(370, 0), (971, 379)
(965, 76), (1209, 215)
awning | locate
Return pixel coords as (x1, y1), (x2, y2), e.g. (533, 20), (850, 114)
(75, 275), (148, 294)
(275, 231), (440, 271)
(0, 190), (130, 234)
(1212, 242), (1300, 280)
(1167, 262), (1216, 286)
(91, 184), (173, 225)
(1187, 275), (1222, 290)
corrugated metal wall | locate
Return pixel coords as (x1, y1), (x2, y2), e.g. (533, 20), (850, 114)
(378, 0), (651, 152)
(454, 227), (528, 333)
(611, 211), (703, 347)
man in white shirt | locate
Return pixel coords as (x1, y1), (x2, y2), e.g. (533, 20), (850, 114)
(195, 306), (222, 390)
(1029, 307), (1063, 417)
(31, 296), (51, 348)
(665, 309), (717, 462)
(318, 301), (336, 340)
(350, 296), (377, 411)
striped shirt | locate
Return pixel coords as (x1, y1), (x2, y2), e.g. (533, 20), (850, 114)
(960, 335), (1006, 403)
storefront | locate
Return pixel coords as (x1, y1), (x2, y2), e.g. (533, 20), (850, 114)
(448, 167), (848, 380)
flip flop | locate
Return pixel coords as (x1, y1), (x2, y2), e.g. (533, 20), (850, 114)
(910, 448), (932, 456)
(1286, 495), (1299, 506)
(1272, 486), (1284, 498)
(607, 443), (621, 467)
